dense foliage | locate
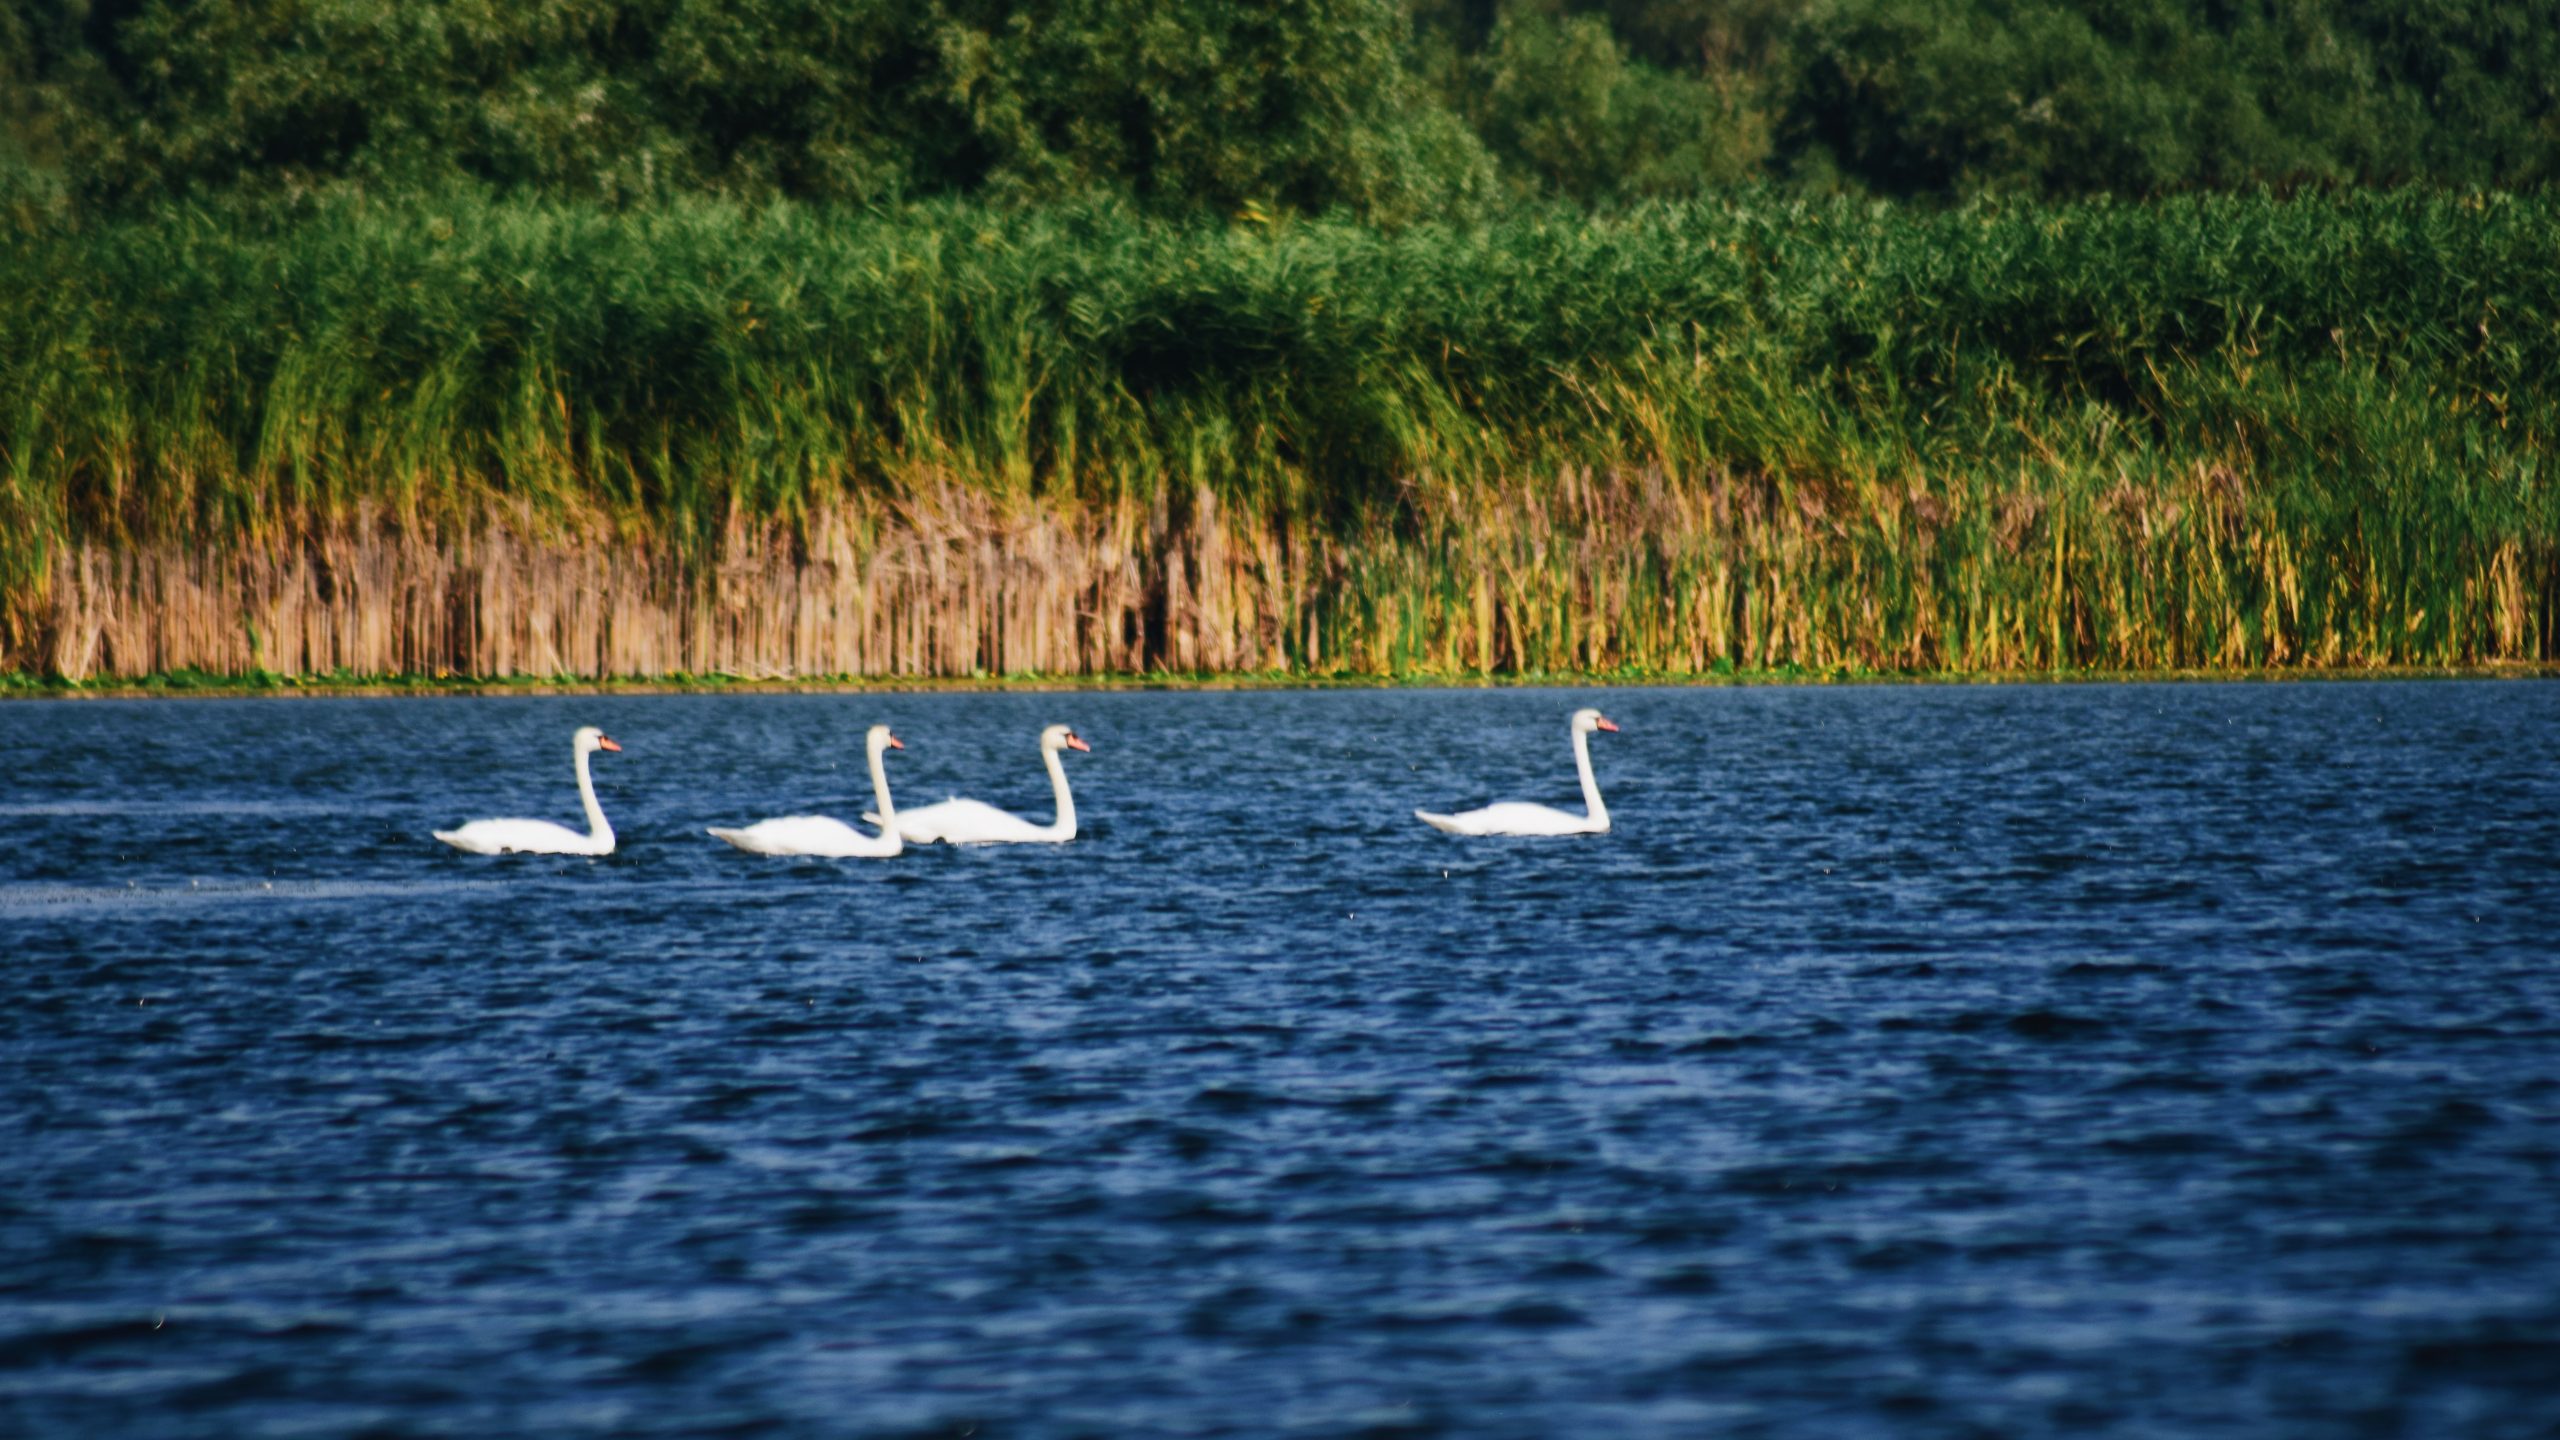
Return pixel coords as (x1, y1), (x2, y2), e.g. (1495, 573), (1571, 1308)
(6, 0), (2556, 215)
(4, 190), (2554, 671)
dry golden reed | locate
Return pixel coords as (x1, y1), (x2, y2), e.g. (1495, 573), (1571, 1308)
(23, 459), (2551, 681)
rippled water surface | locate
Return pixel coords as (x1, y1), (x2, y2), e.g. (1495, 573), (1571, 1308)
(4, 683), (2558, 1438)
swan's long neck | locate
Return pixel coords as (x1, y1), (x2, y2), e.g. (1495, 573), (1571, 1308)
(867, 741), (902, 854)
(1042, 744), (1077, 840)
(575, 746), (612, 845)
(1573, 726), (1609, 832)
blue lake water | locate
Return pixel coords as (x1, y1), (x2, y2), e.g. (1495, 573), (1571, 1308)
(3, 682), (2557, 1438)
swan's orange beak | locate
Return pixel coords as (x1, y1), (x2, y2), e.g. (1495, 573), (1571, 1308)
(1066, 733), (1091, 753)
(597, 736), (623, 752)
(1595, 716), (1619, 733)
(885, 732), (904, 749)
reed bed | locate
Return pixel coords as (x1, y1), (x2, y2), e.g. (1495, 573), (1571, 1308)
(4, 191), (2554, 678)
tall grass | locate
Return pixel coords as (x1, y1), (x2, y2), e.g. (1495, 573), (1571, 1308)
(3, 190), (2553, 676)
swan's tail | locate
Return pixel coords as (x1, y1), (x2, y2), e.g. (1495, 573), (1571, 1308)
(1414, 809), (1466, 835)
(431, 829), (463, 849)
(706, 826), (754, 852)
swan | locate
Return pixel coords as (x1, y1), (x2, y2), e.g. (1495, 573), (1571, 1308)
(708, 724), (907, 858)
(1416, 707), (1619, 836)
(434, 726), (623, 855)
(867, 724), (1089, 844)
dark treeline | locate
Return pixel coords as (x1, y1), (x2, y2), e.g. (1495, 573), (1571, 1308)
(5, 0), (2557, 220)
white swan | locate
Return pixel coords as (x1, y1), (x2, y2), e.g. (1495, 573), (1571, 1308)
(867, 724), (1089, 845)
(435, 726), (623, 855)
(708, 724), (907, 858)
(1416, 707), (1619, 836)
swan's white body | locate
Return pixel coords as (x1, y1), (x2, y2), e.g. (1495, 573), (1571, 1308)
(708, 814), (890, 858)
(1416, 708), (1618, 837)
(435, 726), (622, 855)
(709, 725), (906, 858)
(869, 724), (1089, 845)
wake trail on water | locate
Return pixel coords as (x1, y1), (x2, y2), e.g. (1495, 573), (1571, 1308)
(0, 878), (514, 915)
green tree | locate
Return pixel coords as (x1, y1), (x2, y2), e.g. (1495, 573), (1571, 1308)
(1785, 0), (2560, 195)
(1, 0), (94, 220)
(46, 0), (667, 202)
(926, 0), (1489, 219)
(12, 0), (2558, 211)
(22, 0), (1495, 218)
(1463, 5), (1769, 200)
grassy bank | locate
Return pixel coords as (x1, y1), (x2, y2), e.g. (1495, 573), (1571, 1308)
(4, 191), (2555, 678)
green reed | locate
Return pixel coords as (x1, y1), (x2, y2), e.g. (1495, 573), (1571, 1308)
(2, 188), (2554, 674)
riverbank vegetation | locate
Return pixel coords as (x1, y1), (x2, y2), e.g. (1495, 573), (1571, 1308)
(7, 190), (2553, 678)
(3, 2), (2554, 680)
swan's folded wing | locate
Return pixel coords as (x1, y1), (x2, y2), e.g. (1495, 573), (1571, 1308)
(867, 796), (967, 833)
(437, 817), (594, 854)
(1473, 802), (1592, 835)
(710, 814), (891, 857)
(884, 797), (1043, 844)
(1417, 802), (1592, 837)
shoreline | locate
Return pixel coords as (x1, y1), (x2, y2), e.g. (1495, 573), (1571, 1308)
(8, 663), (2557, 700)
